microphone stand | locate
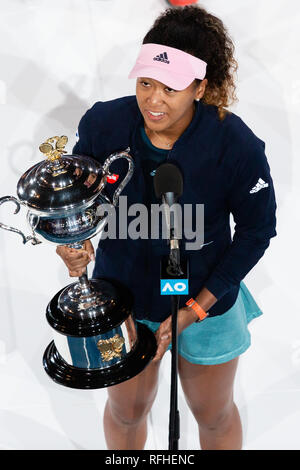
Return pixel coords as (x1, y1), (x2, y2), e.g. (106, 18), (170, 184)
(153, 165), (184, 450)
(167, 243), (183, 450)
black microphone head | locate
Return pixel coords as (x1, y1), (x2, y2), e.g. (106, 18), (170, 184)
(153, 163), (183, 199)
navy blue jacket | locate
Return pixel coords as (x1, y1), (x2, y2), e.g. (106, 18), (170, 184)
(73, 96), (277, 321)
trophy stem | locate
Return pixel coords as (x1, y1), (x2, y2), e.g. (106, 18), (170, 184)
(58, 242), (111, 317)
(78, 268), (94, 296)
(68, 241), (94, 296)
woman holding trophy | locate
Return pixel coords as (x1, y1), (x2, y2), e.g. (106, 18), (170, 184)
(56, 6), (277, 450)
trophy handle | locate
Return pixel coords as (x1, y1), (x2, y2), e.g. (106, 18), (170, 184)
(0, 196), (41, 245)
(102, 148), (134, 206)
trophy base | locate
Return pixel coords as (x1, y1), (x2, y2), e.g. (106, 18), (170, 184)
(46, 279), (133, 337)
(43, 323), (157, 389)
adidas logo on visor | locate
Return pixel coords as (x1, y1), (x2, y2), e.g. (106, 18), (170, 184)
(153, 52), (170, 64)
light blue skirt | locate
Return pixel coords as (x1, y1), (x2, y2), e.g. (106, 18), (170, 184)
(136, 281), (263, 365)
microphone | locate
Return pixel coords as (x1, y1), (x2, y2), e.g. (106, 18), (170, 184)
(153, 163), (183, 275)
(153, 162), (183, 200)
(153, 162), (183, 245)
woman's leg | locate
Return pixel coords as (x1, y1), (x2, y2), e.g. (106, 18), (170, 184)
(103, 360), (161, 450)
(178, 355), (242, 450)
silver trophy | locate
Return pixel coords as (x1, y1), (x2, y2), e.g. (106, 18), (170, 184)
(0, 136), (156, 389)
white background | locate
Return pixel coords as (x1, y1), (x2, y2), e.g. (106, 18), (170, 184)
(0, 0), (299, 450)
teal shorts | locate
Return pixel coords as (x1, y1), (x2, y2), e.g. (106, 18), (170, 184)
(136, 281), (263, 365)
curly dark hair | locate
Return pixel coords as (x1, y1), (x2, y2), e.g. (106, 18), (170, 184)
(143, 5), (238, 120)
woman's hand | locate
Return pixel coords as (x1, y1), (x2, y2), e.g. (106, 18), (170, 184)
(56, 240), (95, 277)
(152, 306), (199, 362)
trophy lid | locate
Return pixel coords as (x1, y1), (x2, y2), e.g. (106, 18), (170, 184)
(17, 136), (105, 214)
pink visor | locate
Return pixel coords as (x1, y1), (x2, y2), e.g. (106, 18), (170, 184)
(128, 43), (207, 91)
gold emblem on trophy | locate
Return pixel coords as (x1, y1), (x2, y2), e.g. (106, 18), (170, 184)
(39, 136), (68, 161)
(97, 334), (125, 362)
(39, 136), (69, 179)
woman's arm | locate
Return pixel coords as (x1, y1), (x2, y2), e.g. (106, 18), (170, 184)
(153, 137), (277, 361)
(194, 286), (218, 314)
(204, 137), (277, 301)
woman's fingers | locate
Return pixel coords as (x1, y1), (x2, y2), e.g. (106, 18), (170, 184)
(83, 240), (95, 261)
(56, 243), (94, 277)
(69, 268), (86, 277)
(151, 309), (196, 362)
(153, 322), (172, 362)
(153, 333), (171, 362)
(67, 250), (90, 276)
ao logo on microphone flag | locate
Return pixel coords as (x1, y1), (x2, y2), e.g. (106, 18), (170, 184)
(160, 279), (189, 295)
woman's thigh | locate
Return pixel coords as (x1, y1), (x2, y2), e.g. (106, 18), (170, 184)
(107, 359), (161, 423)
(178, 354), (239, 425)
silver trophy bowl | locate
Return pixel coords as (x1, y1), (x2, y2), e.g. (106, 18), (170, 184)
(0, 136), (157, 389)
